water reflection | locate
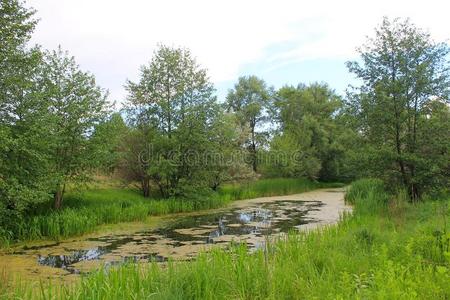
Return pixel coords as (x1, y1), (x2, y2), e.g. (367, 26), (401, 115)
(37, 249), (106, 273)
(34, 200), (322, 274)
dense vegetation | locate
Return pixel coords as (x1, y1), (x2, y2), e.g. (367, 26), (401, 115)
(0, 0), (449, 297)
(4, 180), (449, 299)
(1, 1), (448, 244)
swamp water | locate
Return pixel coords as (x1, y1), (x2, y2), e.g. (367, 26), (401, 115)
(0, 189), (349, 281)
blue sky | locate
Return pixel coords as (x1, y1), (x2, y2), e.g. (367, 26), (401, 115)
(27, 0), (449, 106)
(216, 57), (355, 101)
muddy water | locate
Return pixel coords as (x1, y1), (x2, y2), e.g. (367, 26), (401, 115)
(0, 188), (350, 282)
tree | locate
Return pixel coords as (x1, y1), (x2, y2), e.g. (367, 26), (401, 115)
(126, 45), (215, 137)
(42, 48), (109, 209)
(346, 17), (450, 199)
(125, 45), (218, 197)
(225, 76), (272, 172)
(204, 111), (252, 190)
(118, 127), (154, 197)
(416, 100), (450, 194)
(268, 83), (344, 180)
(0, 0), (51, 225)
(89, 112), (128, 174)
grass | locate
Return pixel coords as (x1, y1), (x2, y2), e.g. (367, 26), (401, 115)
(4, 179), (449, 299)
(344, 178), (389, 214)
(217, 177), (340, 201)
(0, 178), (336, 247)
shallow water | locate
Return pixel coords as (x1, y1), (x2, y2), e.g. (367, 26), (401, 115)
(25, 201), (320, 274)
(1, 189), (350, 280)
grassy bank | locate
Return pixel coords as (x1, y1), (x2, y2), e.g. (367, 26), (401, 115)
(0, 178), (335, 247)
(217, 177), (339, 201)
(5, 179), (449, 299)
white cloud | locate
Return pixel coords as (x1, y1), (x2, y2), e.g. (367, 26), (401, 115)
(27, 0), (450, 104)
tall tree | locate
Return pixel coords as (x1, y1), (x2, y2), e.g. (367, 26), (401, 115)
(0, 0), (50, 225)
(225, 76), (272, 172)
(346, 17), (450, 199)
(125, 45), (217, 197)
(42, 48), (109, 209)
(126, 45), (215, 137)
(269, 83), (344, 180)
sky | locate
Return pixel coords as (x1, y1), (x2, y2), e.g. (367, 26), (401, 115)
(27, 0), (450, 107)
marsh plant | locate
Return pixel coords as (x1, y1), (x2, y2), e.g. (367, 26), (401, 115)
(5, 181), (450, 299)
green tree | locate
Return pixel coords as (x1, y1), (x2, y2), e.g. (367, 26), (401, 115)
(205, 112), (249, 190)
(416, 100), (450, 195)
(225, 76), (272, 172)
(89, 112), (128, 174)
(0, 0), (51, 226)
(346, 17), (450, 199)
(268, 83), (344, 180)
(118, 127), (154, 197)
(42, 48), (109, 209)
(126, 45), (215, 137)
(125, 45), (218, 197)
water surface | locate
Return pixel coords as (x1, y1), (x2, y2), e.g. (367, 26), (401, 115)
(1, 188), (349, 280)
(33, 200), (321, 274)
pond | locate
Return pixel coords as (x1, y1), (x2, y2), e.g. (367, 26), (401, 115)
(0, 188), (350, 281)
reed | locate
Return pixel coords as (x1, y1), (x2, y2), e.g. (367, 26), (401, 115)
(217, 178), (339, 201)
(7, 183), (449, 299)
(345, 178), (388, 215)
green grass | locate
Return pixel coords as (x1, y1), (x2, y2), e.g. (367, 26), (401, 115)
(217, 177), (341, 201)
(4, 179), (449, 299)
(0, 178), (335, 247)
(1, 189), (227, 245)
(345, 178), (389, 215)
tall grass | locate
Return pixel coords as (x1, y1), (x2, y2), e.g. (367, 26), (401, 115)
(0, 178), (336, 246)
(345, 178), (389, 215)
(217, 178), (340, 201)
(6, 180), (449, 299)
(6, 191), (230, 243)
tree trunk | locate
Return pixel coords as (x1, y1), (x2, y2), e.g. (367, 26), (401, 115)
(409, 96), (420, 201)
(158, 182), (168, 199)
(54, 184), (65, 210)
(410, 183), (419, 202)
(251, 142), (257, 172)
(395, 140), (408, 187)
(141, 177), (150, 198)
(251, 122), (257, 172)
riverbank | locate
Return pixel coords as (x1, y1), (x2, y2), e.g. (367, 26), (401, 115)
(0, 187), (349, 285)
(0, 178), (342, 248)
(4, 179), (448, 299)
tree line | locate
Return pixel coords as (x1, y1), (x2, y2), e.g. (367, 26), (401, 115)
(1, 0), (449, 228)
